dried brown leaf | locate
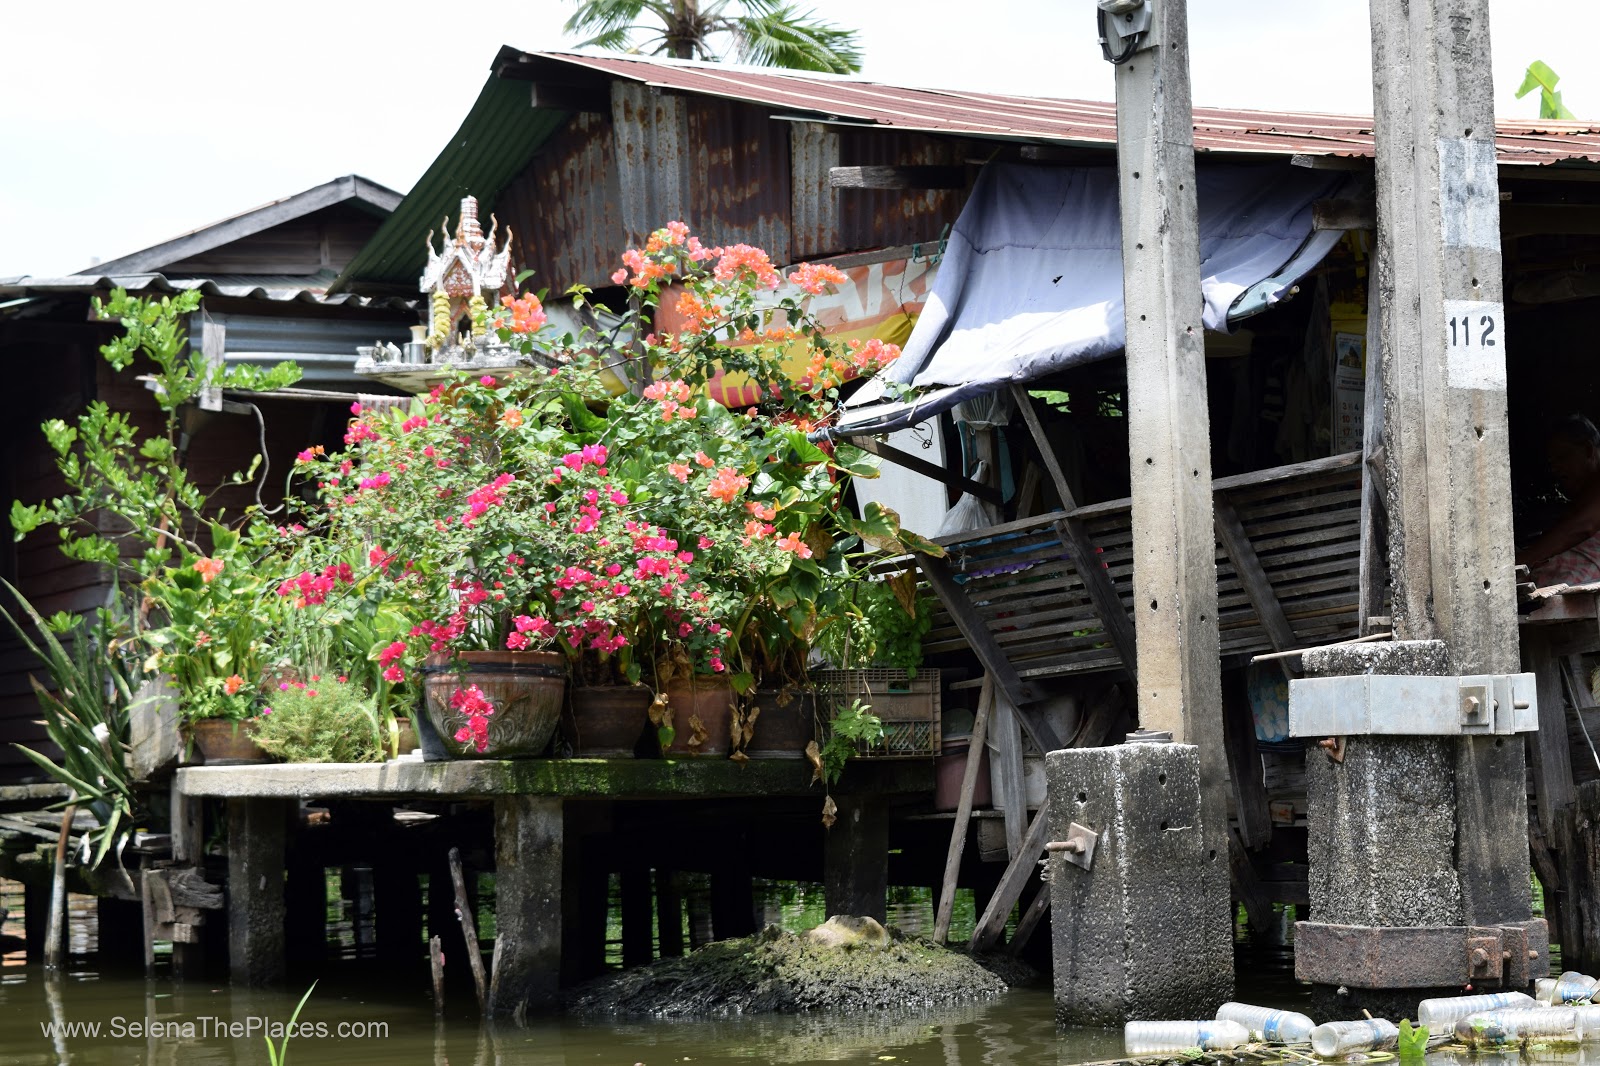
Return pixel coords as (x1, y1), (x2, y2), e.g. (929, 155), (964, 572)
(888, 569), (920, 617)
(820, 794), (837, 828)
(805, 739), (824, 784)
(687, 714), (708, 749)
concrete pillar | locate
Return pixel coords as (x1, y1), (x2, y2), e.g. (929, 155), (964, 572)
(487, 796), (563, 1017)
(1047, 742), (1231, 1026)
(1368, 0), (1528, 924)
(823, 795), (889, 922)
(1112, 0), (1227, 846)
(226, 798), (292, 986)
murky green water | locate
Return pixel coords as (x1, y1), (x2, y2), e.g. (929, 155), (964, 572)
(0, 971), (1120, 1065)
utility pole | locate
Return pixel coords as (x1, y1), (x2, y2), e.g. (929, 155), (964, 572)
(1046, 0), (1231, 1026)
(1368, 0), (1528, 924)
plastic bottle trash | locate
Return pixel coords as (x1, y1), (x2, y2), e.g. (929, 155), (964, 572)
(1216, 1002), (1316, 1043)
(1417, 991), (1539, 1030)
(1541, 979), (1562, 1004)
(1455, 1007), (1580, 1047)
(1575, 1004), (1600, 1041)
(1309, 1018), (1400, 1058)
(1546, 972), (1600, 1005)
(1124, 1020), (1251, 1055)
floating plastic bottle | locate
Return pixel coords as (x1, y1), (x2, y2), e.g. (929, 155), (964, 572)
(1124, 1020), (1251, 1055)
(1575, 1004), (1600, 1042)
(1309, 1018), (1399, 1058)
(1538, 975), (1600, 1005)
(1417, 991), (1538, 1030)
(1455, 1007), (1580, 1047)
(1215, 1002), (1315, 1043)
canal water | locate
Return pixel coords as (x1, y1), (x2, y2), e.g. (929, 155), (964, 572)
(0, 882), (1581, 1065)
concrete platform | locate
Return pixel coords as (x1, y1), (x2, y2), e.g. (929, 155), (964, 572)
(175, 757), (932, 800)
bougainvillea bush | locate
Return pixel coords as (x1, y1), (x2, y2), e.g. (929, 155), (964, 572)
(283, 223), (942, 728)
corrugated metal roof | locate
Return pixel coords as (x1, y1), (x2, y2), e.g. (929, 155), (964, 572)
(0, 272), (414, 310)
(329, 70), (570, 294)
(528, 50), (1600, 165)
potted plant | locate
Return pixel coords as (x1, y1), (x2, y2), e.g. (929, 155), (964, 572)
(10, 289), (300, 762)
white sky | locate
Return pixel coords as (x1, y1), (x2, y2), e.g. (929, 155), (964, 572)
(2, 0), (1595, 278)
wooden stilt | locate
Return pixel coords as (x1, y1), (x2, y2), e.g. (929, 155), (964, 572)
(969, 804), (1049, 953)
(448, 847), (487, 1016)
(934, 675), (993, 944)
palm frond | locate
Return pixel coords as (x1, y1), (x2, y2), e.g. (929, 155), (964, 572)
(726, 5), (863, 73)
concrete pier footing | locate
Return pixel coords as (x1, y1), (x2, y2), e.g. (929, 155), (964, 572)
(824, 795), (889, 922)
(1047, 742), (1232, 1026)
(227, 798), (292, 986)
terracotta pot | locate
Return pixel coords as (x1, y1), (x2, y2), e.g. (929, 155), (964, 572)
(188, 718), (271, 764)
(662, 675), (735, 758)
(741, 689), (815, 758)
(422, 650), (566, 759)
(563, 685), (653, 757)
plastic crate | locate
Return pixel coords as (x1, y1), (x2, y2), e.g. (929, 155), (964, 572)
(813, 668), (940, 758)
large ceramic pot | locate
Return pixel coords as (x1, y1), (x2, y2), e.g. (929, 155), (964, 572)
(187, 718), (271, 764)
(662, 674), (735, 758)
(740, 689), (816, 758)
(562, 685), (653, 757)
(421, 651), (566, 759)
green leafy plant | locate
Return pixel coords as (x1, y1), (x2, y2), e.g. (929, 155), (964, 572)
(1398, 1018), (1428, 1057)
(265, 981), (317, 1066)
(818, 698), (884, 786)
(0, 581), (142, 874)
(814, 572), (932, 674)
(252, 678), (383, 764)
(1517, 60), (1577, 120)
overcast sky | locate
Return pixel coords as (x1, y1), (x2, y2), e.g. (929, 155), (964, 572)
(3, 1), (1594, 278)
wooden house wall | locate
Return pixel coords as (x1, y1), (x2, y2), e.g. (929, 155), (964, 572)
(500, 99), (970, 291)
(163, 203), (387, 277)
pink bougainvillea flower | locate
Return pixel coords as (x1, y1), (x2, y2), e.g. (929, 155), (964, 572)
(382, 666), (404, 684)
(193, 557), (225, 583)
(667, 463), (690, 483)
(776, 533), (814, 559)
(713, 244), (782, 289)
(611, 267), (628, 285)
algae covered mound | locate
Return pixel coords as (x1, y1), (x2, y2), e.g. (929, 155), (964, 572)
(566, 917), (1011, 1017)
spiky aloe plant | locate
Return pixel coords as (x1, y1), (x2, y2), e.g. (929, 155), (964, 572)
(1, 580), (143, 873)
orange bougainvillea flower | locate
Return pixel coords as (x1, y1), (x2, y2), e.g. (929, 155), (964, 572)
(707, 468), (750, 504)
(775, 533), (814, 559)
(501, 408), (524, 429)
(668, 463), (691, 483)
(788, 261), (849, 295)
(193, 557), (225, 583)
(745, 501), (777, 522)
(223, 674), (245, 696)
(499, 293), (547, 334)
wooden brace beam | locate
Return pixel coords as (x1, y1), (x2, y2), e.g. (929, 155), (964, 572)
(917, 553), (1039, 708)
(855, 436), (1003, 505)
(1214, 495), (1300, 656)
(830, 165), (966, 190)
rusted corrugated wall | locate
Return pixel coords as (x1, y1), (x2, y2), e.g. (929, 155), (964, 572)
(500, 111), (625, 293)
(498, 92), (967, 289)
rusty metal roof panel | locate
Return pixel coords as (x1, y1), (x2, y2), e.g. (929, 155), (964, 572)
(499, 110), (624, 293)
(526, 50), (1600, 165)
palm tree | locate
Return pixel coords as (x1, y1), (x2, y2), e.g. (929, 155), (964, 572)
(565, 0), (864, 75)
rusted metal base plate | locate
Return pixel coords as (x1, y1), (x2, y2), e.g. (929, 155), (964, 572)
(1295, 920), (1549, 988)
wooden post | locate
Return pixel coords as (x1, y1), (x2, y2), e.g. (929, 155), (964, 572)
(448, 847), (487, 1015)
(1369, 0), (1528, 925)
(969, 804), (1049, 953)
(1113, 0), (1227, 850)
(620, 866), (654, 967)
(934, 676), (994, 944)
(655, 869), (684, 959)
(45, 799), (77, 972)
(226, 798), (291, 986)
(991, 693), (1028, 858)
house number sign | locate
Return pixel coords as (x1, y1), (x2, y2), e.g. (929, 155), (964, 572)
(1443, 299), (1506, 391)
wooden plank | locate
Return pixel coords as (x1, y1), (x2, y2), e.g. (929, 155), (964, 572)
(1007, 885), (1050, 955)
(829, 165), (966, 190)
(1223, 674), (1273, 850)
(969, 803), (1049, 952)
(1229, 829), (1275, 934)
(991, 692), (1028, 858)
(1214, 496), (1299, 655)
(916, 553), (1038, 707)
(933, 676), (993, 945)
(1523, 629), (1577, 834)
(855, 436), (1002, 505)
(1313, 197), (1377, 230)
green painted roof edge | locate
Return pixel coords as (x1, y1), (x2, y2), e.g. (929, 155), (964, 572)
(331, 72), (568, 294)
